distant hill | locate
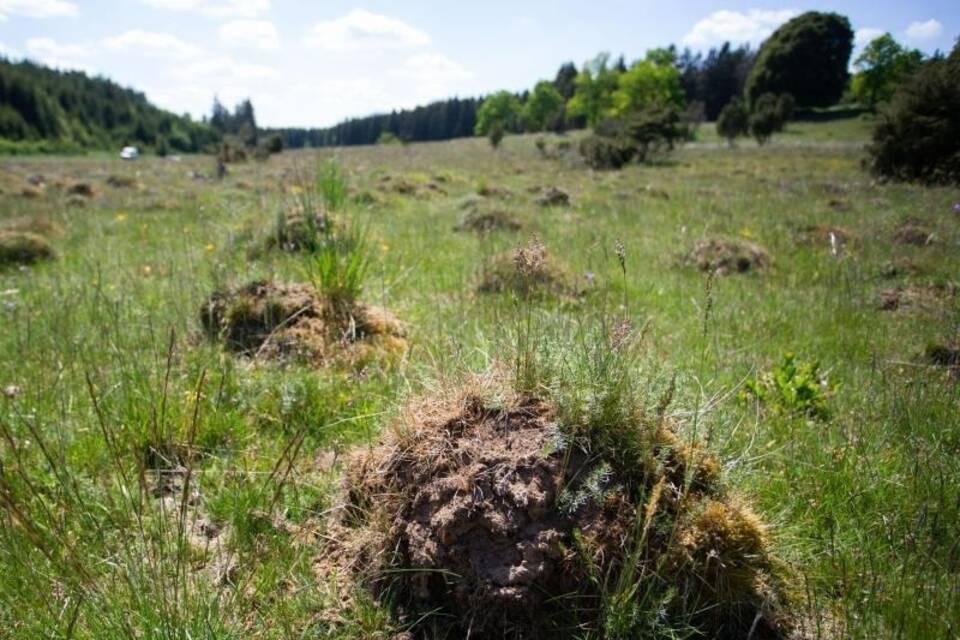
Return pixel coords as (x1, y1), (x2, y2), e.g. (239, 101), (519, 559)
(0, 58), (217, 154)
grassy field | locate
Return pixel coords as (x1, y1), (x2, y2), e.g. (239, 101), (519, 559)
(0, 119), (958, 639)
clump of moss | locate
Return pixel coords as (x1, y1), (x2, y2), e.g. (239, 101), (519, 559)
(687, 238), (769, 275)
(0, 231), (55, 268)
(478, 237), (583, 299)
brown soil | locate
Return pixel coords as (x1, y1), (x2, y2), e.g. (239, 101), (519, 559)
(454, 209), (522, 234)
(200, 280), (406, 367)
(106, 174), (140, 189)
(926, 342), (960, 377)
(478, 238), (583, 299)
(893, 222), (934, 246)
(878, 283), (957, 311)
(20, 186), (43, 199)
(687, 238), (769, 275)
(335, 385), (789, 638)
(536, 186), (570, 207)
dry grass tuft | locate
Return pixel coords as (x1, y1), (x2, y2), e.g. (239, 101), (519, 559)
(478, 237), (583, 299)
(454, 209), (522, 234)
(536, 186), (570, 207)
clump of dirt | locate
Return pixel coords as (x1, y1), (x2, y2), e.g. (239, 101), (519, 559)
(478, 237), (583, 299)
(200, 280), (406, 367)
(797, 224), (853, 248)
(106, 174), (141, 189)
(477, 183), (512, 199)
(893, 222), (934, 246)
(1, 215), (63, 238)
(536, 186), (570, 207)
(20, 186), (43, 199)
(0, 231), (56, 268)
(877, 282), (957, 311)
(66, 182), (96, 198)
(334, 385), (789, 638)
(26, 174), (45, 187)
(687, 238), (769, 275)
(454, 209), (522, 234)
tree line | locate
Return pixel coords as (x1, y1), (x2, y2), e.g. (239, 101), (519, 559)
(0, 57), (217, 154)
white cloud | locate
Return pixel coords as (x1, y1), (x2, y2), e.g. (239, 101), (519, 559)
(175, 56), (275, 80)
(103, 30), (202, 59)
(219, 20), (279, 50)
(905, 19), (942, 41)
(682, 9), (798, 47)
(390, 53), (473, 83)
(854, 28), (885, 47)
(24, 36), (93, 71)
(304, 9), (430, 51)
(140, 0), (269, 19)
(0, 0), (78, 20)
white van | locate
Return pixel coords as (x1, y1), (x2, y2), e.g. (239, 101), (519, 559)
(120, 146), (140, 160)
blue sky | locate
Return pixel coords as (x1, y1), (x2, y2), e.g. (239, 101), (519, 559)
(1, 1), (956, 127)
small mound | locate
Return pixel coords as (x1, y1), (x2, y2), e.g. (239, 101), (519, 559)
(454, 209), (522, 234)
(258, 206), (333, 255)
(20, 186), (43, 199)
(200, 280), (405, 367)
(106, 175), (140, 189)
(0, 215), (63, 237)
(798, 224), (853, 248)
(536, 186), (570, 207)
(0, 231), (55, 268)
(337, 388), (789, 638)
(478, 238), (583, 299)
(687, 238), (769, 275)
(893, 222), (934, 246)
(26, 174), (45, 187)
(877, 283), (957, 311)
(66, 182), (96, 198)
(477, 183), (512, 199)
(926, 342), (959, 377)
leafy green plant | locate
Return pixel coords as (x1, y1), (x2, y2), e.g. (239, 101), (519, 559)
(741, 352), (833, 419)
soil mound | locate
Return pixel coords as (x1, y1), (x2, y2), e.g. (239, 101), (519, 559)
(106, 175), (140, 189)
(687, 238), (769, 275)
(454, 209), (522, 234)
(258, 206), (333, 255)
(798, 224), (853, 248)
(0, 231), (55, 268)
(893, 222), (934, 246)
(200, 280), (405, 367)
(478, 238), (583, 299)
(66, 182), (96, 198)
(926, 342), (960, 377)
(536, 186), (570, 207)
(338, 387), (789, 638)
(20, 186), (42, 199)
(878, 283), (957, 311)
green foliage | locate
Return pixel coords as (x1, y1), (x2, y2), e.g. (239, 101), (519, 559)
(745, 11), (854, 108)
(317, 159), (348, 211)
(488, 122), (505, 149)
(376, 131), (399, 145)
(716, 97), (749, 145)
(852, 33), (925, 108)
(775, 93), (795, 125)
(867, 43), (960, 185)
(749, 93), (781, 144)
(611, 59), (685, 117)
(567, 53), (621, 127)
(579, 132), (636, 169)
(264, 134), (283, 154)
(741, 353), (833, 419)
(522, 81), (565, 132)
(303, 226), (370, 311)
(474, 90), (521, 136)
(0, 58), (217, 153)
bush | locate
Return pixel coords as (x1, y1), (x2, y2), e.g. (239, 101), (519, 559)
(579, 133), (636, 169)
(265, 134), (283, 154)
(740, 352), (833, 420)
(776, 93), (796, 126)
(488, 122), (505, 149)
(867, 44), (960, 185)
(716, 98), (749, 146)
(750, 93), (781, 145)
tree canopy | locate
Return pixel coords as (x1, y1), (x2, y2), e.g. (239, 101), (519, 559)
(522, 81), (564, 132)
(745, 12), (854, 108)
(852, 34), (925, 108)
(474, 91), (522, 136)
